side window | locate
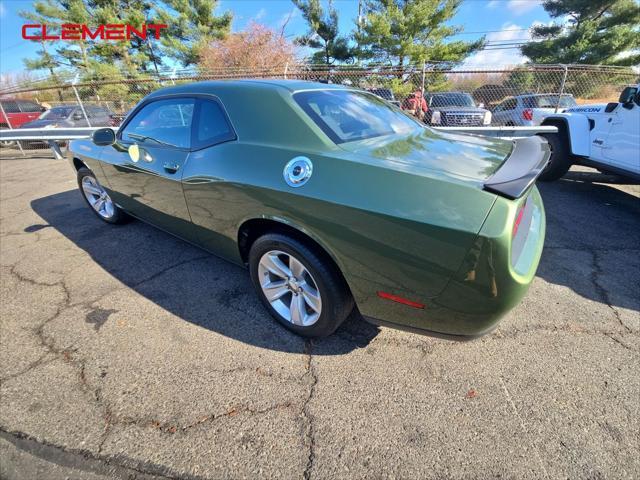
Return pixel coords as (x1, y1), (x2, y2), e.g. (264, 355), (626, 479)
(86, 106), (107, 118)
(122, 98), (195, 149)
(1, 101), (20, 113)
(17, 100), (42, 112)
(503, 98), (517, 110)
(192, 98), (235, 149)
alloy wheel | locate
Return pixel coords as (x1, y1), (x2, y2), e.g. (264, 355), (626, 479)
(258, 250), (322, 326)
(81, 175), (115, 220)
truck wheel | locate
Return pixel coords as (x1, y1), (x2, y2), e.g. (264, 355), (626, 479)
(538, 132), (571, 182)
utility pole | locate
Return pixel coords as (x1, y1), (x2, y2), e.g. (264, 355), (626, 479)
(356, 0), (363, 65)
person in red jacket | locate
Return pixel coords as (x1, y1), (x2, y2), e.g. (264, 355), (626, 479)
(401, 91), (428, 121)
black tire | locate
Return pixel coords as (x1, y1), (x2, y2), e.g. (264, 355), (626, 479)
(249, 233), (354, 338)
(538, 132), (571, 182)
(77, 167), (128, 224)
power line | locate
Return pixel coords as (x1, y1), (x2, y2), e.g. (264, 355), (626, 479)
(454, 28), (532, 35)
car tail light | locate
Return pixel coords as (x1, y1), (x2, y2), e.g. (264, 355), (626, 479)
(522, 108), (533, 121)
(512, 203), (526, 237)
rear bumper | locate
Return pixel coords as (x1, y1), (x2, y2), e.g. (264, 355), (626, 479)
(360, 187), (546, 338)
(428, 186), (546, 336)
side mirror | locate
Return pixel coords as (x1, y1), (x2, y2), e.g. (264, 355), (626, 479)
(72, 112), (84, 120)
(618, 86), (637, 108)
(92, 128), (116, 146)
(477, 102), (485, 108)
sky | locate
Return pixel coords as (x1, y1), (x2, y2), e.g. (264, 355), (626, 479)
(0, 0), (553, 76)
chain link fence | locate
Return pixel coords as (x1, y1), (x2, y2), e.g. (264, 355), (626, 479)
(1, 63), (638, 150)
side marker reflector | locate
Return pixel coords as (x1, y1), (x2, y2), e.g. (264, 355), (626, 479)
(377, 291), (425, 309)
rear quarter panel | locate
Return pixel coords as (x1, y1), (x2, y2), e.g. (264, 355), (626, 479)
(181, 140), (499, 313)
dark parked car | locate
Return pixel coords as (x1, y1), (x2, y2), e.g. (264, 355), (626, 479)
(0, 98), (46, 147)
(367, 88), (401, 107)
(18, 104), (115, 148)
(425, 92), (492, 126)
(20, 104), (114, 129)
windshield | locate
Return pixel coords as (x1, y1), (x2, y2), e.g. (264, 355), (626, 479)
(39, 106), (75, 120)
(525, 95), (577, 108)
(429, 93), (475, 108)
(294, 90), (421, 144)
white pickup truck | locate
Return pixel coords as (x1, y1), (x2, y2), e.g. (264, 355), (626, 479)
(537, 84), (640, 181)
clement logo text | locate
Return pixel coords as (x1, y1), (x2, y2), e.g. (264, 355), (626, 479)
(22, 24), (168, 41)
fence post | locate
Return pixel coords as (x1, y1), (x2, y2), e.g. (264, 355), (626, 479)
(556, 64), (568, 113)
(284, 62), (289, 80)
(71, 75), (91, 127)
(0, 101), (26, 157)
(421, 60), (426, 95)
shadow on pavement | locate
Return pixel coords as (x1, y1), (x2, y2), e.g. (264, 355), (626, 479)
(536, 170), (640, 312)
(30, 190), (380, 355)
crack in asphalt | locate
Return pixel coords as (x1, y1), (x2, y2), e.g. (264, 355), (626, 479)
(1, 160), (638, 478)
(113, 401), (296, 436)
(301, 340), (317, 480)
(0, 427), (201, 480)
(499, 377), (550, 480)
(603, 333), (640, 353)
(589, 249), (634, 334)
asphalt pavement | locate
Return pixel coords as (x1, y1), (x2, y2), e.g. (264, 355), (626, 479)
(1, 149), (638, 479)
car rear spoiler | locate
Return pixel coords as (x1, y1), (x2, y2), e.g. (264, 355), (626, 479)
(483, 136), (550, 200)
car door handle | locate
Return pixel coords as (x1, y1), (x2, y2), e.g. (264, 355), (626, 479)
(163, 162), (180, 173)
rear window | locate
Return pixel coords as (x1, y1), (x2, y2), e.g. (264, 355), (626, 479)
(1, 101), (20, 113)
(17, 100), (42, 112)
(294, 90), (420, 144)
(524, 95), (577, 108)
(39, 106), (75, 119)
(429, 93), (475, 108)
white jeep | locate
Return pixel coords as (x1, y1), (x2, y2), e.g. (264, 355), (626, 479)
(536, 84), (640, 181)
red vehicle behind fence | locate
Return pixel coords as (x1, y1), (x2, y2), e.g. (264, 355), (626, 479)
(0, 99), (47, 147)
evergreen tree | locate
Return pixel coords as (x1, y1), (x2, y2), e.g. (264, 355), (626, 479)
(355, 0), (484, 66)
(521, 0), (640, 66)
(20, 0), (158, 79)
(155, 0), (232, 66)
(292, 0), (354, 64)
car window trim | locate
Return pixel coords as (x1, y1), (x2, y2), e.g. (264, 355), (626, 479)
(117, 93), (236, 152)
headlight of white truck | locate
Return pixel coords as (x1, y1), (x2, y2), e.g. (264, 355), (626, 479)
(483, 111), (492, 125)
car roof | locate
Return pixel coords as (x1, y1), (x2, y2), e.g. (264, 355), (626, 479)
(516, 93), (573, 97)
(149, 79), (351, 97)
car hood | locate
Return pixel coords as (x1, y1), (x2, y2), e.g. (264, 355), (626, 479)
(431, 106), (487, 113)
(339, 127), (512, 184)
(19, 119), (71, 128)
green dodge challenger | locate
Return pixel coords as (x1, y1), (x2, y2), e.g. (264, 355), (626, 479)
(67, 80), (548, 339)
